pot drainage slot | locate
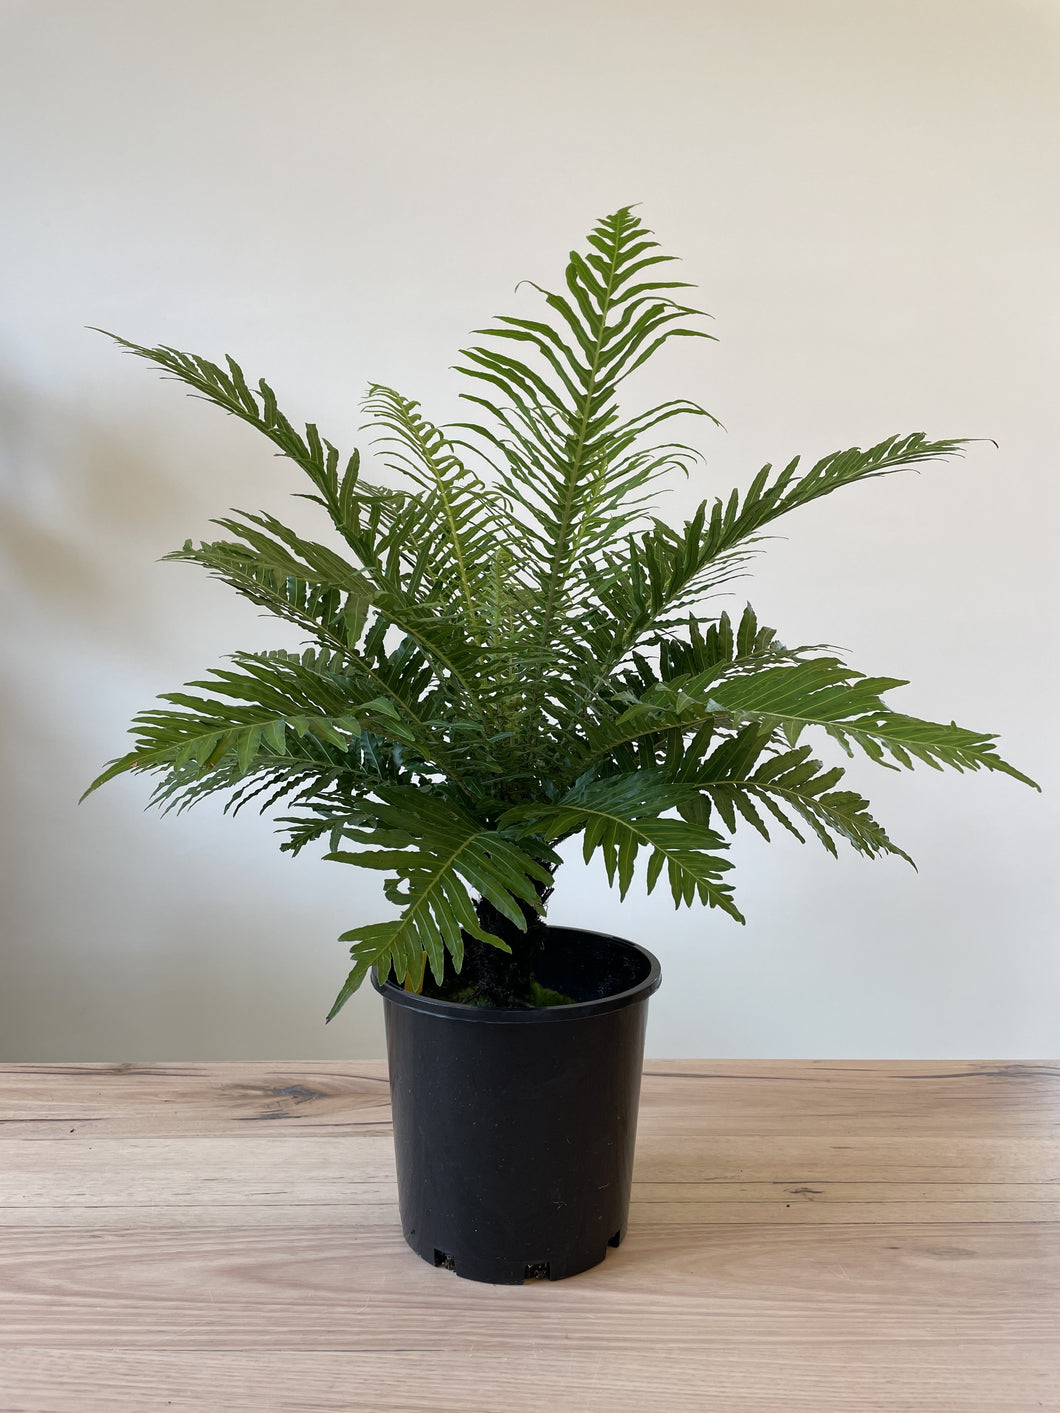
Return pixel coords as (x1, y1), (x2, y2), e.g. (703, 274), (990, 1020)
(433, 1249), (455, 1271)
(608, 1229), (622, 1248)
(523, 1262), (550, 1281)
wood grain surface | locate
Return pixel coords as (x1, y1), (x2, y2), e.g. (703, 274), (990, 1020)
(0, 1060), (1057, 1411)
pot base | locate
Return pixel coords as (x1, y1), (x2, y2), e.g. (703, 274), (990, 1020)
(413, 1225), (625, 1285)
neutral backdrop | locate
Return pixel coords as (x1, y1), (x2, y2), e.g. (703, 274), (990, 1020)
(1, 0), (1056, 1059)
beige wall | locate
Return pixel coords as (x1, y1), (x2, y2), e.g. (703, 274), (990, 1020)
(1, 0), (1056, 1059)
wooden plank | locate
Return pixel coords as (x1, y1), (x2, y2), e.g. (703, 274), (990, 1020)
(0, 1137), (1056, 1226)
(0, 1343), (1056, 1413)
(0, 1061), (391, 1137)
(2, 1060), (1058, 1137)
(638, 1061), (1060, 1137)
(0, 1223), (1056, 1349)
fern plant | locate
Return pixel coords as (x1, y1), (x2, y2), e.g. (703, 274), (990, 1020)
(84, 206), (1036, 1015)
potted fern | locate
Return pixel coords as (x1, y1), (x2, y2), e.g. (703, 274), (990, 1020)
(86, 207), (1034, 1284)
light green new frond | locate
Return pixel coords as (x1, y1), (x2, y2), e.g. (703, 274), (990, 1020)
(361, 385), (516, 622)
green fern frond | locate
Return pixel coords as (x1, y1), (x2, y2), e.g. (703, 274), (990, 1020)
(670, 725), (914, 863)
(454, 207), (719, 660)
(80, 650), (420, 805)
(92, 333), (379, 527)
(502, 772), (743, 919)
(704, 662), (1039, 784)
(361, 385), (516, 623)
(324, 789), (556, 1018)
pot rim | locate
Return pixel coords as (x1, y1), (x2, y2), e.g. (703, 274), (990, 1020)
(371, 925), (661, 1024)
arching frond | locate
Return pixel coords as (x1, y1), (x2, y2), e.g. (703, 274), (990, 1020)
(324, 789), (556, 1015)
(502, 772), (742, 918)
(81, 649), (419, 806)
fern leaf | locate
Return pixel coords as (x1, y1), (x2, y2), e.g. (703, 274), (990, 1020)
(455, 207), (717, 662)
(502, 773), (743, 920)
(361, 385), (513, 622)
(323, 789), (556, 1018)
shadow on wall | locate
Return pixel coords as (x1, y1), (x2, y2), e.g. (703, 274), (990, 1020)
(0, 364), (381, 1060)
(0, 678), (380, 1060)
(0, 357), (208, 641)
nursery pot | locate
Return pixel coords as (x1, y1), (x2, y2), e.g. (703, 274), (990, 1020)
(373, 926), (661, 1285)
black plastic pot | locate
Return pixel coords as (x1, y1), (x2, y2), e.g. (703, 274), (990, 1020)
(373, 926), (661, 1284)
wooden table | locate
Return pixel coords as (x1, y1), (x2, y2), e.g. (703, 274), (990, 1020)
(1, 1061), (1057, 1411)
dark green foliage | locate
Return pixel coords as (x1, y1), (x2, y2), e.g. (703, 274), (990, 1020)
(85, 207), (1036, 1015)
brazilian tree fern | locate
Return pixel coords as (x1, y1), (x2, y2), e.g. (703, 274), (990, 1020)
(84, 207), (1036, 1014)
